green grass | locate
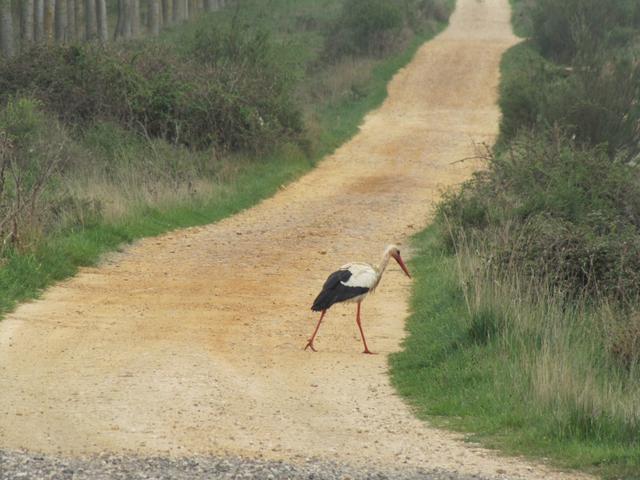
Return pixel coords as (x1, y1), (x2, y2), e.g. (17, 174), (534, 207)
(0, 4), (453, 319)
(390, 226), (640, 480)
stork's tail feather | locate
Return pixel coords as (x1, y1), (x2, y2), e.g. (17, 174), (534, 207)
(311, 290), (334, 311)
(311, 286), (369, 311)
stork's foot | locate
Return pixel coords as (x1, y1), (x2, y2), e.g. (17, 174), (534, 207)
(304, 340), (318, 352)
(362, 349), (377, 355)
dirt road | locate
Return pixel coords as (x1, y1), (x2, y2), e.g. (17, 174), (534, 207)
(0, 1), (587, 478)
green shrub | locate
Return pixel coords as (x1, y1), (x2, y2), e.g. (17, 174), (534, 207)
(0, 98), (96, 250)
(414, 0), (454, 24)
(0, 45), (180, 139)
(530, 0), (639, 62)
(442, 1), (640, 298)
(559, 56), (640, 158)
(327, 0), (405, 57)
(182, 24), (304, 152)
(497, 43), (553, 145)
(0, 35), (303, 154)
(498, 44), (640, 159)
(325, 0), (453, 59)
(439, 132), (640, 300)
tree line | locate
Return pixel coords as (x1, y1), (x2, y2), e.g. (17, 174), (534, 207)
(0, 0), (231, 57)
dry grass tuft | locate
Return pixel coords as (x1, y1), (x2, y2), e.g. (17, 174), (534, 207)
(304, 57), (377, 108)
(453, 230), (640, 441)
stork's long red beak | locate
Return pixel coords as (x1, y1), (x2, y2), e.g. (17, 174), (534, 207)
(393, 254), (411, 278)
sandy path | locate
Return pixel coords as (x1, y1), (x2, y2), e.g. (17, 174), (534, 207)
(0, 1), (588, 478)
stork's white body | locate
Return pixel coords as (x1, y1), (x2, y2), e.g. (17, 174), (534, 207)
(337, 262), (379, 303)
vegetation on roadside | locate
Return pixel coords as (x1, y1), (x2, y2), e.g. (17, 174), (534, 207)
(392, 1), (640, 478)
(0, 0), (456, 317)
(393, 226), (640, 479)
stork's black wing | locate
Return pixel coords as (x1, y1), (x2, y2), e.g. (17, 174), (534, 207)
(311, 269), (369, 311)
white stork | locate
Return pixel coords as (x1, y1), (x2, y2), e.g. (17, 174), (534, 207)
(305, 244), (411, 354)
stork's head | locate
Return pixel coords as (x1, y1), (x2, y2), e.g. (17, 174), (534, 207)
(386, 244), (411, 278)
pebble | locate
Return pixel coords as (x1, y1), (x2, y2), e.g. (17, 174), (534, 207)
(0, 449), (509, 480)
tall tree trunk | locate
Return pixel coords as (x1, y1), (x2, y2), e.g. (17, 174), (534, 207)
(44, 0), (55, 43)
(74, 0), (82, 39)
(115, 0), (133, 39)
(148, 0), (160, 35)
(84, 0), (96, 40)
(162, 0), (171, 25)
(0, 0), (14, 57)
(66, 0), (76, 40)
(114, 0), (123, 38)
(131, 0), (140, 37)
(123, 0), (133, 37)
(172, 0), (184, 23)
(96, 0), (108, 42)
(22, 0), (35, 44)
(34, 0), (44, 42)
(55, 0), (67, 42)
(188, 0), (198, 18)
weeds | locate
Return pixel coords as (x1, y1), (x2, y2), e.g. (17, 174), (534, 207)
(326, 0), (453, 58)
(454, 234), (640, 443)
(0, 98), (73, 251)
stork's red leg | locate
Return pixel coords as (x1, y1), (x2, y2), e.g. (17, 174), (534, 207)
(304, 310), (327, 352)
(355, 302), (375, 354)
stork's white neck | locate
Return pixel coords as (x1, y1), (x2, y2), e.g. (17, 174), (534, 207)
(376, 248), (393, 278)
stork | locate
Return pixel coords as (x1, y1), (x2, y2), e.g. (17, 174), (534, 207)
(305, 245), (411, 354)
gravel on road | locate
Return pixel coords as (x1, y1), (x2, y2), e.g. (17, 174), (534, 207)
(0, 450), (507, 480)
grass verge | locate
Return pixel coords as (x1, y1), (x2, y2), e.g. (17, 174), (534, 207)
(390, 226), (640, 480)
